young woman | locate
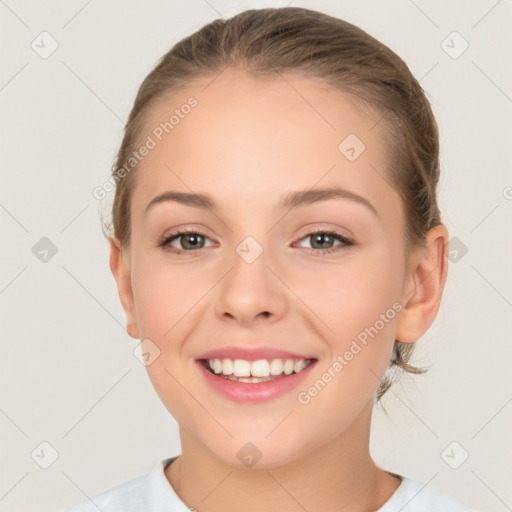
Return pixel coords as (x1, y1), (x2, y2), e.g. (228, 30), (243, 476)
(61, 6), (473, 511)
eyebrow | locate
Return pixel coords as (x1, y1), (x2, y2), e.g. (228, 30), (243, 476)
(144, 186), (378, 217)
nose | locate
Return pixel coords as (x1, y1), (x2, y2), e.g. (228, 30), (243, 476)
(214, 247), (287, 327)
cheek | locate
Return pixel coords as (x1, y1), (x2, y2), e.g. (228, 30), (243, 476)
(290, 244), (403, 402)
(131, 256), (202, 338)
(130, 256), (212, 399)
(294, 249), (402, 341)
(130, 258), (202, 419)
(293, 263), (402, 418)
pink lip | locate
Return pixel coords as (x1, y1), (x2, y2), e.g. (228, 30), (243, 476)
(196, 346), (314, 362)
(196, 359), (317, 403)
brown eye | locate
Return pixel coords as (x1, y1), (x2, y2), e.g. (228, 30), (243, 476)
(175, 233), (205, 250)
(158, 230), (213, 254)
(296, 230), (353, 255)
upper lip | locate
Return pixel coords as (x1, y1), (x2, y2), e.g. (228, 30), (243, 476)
(196, 346), (316, 362)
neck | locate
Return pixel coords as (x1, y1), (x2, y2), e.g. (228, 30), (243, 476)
(165, 400), (401, 512)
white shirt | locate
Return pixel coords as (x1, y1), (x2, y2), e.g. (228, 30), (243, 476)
(59, 457), (474, 512)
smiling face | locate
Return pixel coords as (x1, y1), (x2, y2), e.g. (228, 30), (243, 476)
(110, 69), (433, 469)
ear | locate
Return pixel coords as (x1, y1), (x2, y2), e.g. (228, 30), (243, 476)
(109, 238), (139, 339)
(395, 224), (449, 343)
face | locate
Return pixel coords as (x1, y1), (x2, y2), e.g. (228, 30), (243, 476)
(115, 70), (418, 469)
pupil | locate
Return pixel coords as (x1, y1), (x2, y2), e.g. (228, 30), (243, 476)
(313, 233), (332, 249)
(183, 234), (203, 249)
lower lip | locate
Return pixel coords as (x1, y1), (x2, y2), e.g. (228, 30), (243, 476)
(196, 360), (317, 403)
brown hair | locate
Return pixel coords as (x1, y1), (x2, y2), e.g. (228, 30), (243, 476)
(103, 7), (442, 402)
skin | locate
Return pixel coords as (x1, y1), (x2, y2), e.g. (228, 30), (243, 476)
(110, 69), (448, 512)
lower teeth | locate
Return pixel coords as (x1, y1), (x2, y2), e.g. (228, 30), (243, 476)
(219, 373), (291, 383)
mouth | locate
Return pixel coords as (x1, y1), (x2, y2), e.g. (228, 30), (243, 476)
(198, 357), (317, 383)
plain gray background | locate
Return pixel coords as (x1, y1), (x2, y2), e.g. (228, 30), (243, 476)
(1, 1), (511, 511)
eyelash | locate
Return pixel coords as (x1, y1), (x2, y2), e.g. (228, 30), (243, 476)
(157, 228), (354, 256)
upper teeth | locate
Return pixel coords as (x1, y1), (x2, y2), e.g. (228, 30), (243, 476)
(208, 358), (310, 377)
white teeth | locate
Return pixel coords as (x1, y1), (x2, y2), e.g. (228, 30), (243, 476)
(233, 359), (251, 377)
(270, 359), (284, 375)
(207, 357), (312, 378)
(251, 359), (270, 377)
(221, 358), (233, 375)
(283, 359), (294, 375)
(294, 359), (307, 373)
(213, 359), (222, 374)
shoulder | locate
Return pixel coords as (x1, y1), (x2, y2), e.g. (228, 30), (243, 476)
(58, 457), (186, 512)
(59, 472), (150, 512)
(378, 474), (475, 512)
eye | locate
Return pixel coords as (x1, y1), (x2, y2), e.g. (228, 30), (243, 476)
(295, 229), (353, 255)
(158, 228), (353, 256)
(158, 230), (214, 254)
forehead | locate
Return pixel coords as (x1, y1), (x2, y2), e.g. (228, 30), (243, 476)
(131, 69), (397, 217)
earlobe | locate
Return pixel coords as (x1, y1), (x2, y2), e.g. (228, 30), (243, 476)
(109, 239), (139, 339)
(395, 224), (449, 344)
